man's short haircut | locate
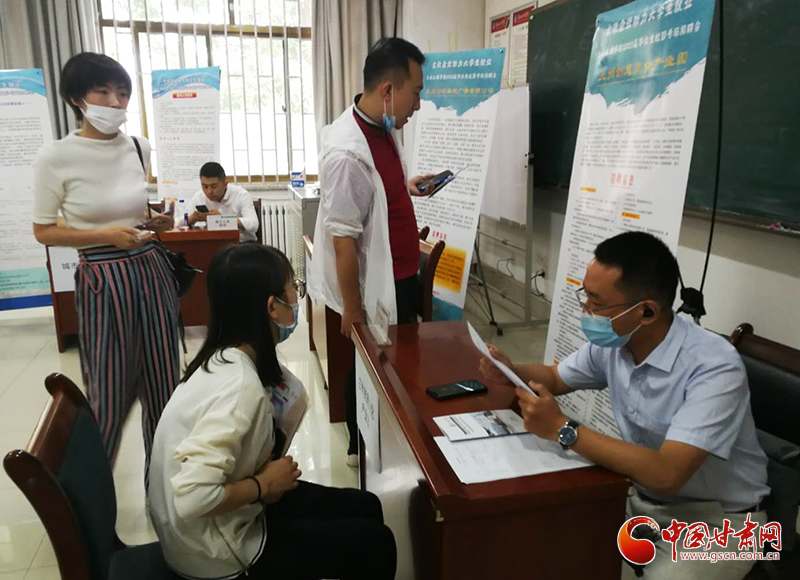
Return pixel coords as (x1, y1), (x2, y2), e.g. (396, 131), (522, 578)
(59, 52), (132, 121)
(593, 231), (680, 309)
(200, 162), (226, 180)
(363, 37), (426, 91)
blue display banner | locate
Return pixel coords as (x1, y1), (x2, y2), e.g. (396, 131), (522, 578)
(0, 69), (47, 97)
(587, 0), (715, 112)
(152, 67), (221, 98)
(421, 49), (505, 115)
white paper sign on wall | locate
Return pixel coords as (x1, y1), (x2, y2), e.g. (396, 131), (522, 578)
(355, 348), (381, 472)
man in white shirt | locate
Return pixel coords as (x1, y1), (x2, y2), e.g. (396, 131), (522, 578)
(188, 162), (259, 242)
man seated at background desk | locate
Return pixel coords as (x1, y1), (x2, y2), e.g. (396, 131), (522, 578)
(481, 231), (769, 580)
(187, 161), (258, 242)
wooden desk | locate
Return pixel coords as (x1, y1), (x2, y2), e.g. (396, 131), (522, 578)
(304, 236), (352, 423)
(158, 229), (239, 326)
(45, 229), (238, 352)
(352, 321), (629, 580)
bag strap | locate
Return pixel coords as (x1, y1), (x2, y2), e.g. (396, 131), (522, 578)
(132, 136), (146, 174)
(131, 137), (188, 355)
(131, 136), (164, 236)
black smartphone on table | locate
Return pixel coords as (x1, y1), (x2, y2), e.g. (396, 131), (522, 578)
(426, 379), (488, 401)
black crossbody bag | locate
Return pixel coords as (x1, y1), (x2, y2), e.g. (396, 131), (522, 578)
(131, 137), (200, 299)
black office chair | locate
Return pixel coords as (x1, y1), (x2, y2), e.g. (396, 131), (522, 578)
(730, 324), (800, 580)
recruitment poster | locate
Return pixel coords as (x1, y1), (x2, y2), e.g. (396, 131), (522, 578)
(410, 49), (505, 320)
(543, 0), (716, 437)
(508, 3), (537, 88)
(152, 66), (221, 199)
(0, 69), (53, 310)
(489, 14), (512, 89)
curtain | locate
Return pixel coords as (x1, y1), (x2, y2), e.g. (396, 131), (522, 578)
(312, 0), (403, 135)
(0, 0), (100, 139)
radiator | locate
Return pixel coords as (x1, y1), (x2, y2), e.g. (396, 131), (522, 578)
(262, 201), (303, 278)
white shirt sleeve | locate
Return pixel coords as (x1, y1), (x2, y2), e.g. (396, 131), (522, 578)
(235, 188), (259, 234)
(32, 143), (64, 225)
(169, 384), (256, 521)
(321, 152), (373, 239)
(186, 190), (206, 214)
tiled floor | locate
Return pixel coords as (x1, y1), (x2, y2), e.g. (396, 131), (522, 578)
(0, 297), (548, 580)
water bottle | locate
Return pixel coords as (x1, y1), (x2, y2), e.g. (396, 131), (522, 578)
(177, 199), (188, 229)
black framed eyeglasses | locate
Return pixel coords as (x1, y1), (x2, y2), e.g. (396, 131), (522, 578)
(575, 286), (638, 314)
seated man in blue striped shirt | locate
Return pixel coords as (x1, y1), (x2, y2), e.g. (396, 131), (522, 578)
(481, 231), (769, 580)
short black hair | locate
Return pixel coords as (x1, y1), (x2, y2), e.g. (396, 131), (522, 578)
(363, 37), (425, 91)
(594, 231), (679, 309)
(59, 52), (132, 121)
(200, 162), (226, 180)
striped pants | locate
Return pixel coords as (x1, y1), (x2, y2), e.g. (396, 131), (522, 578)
(76, 243), (181, 475)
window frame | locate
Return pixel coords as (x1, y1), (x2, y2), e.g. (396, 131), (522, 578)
(98, 6), (316, 185)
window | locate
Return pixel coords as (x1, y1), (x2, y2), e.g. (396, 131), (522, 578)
(99, 0), (317, 183)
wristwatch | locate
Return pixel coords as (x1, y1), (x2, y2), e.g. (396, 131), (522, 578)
(557, 419), (580, 450)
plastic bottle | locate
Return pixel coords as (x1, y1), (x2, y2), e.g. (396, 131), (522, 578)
(177, 199), (188, 229)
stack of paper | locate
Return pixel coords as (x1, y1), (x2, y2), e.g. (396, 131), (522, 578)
(435, 434), (592, 485)
(434, 409), (526, 442)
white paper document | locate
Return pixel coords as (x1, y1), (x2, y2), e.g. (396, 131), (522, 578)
(434, 409), (526, 442)
(271, 368), (309, 457)
(434, 434), (592, 485)
(467, 322), (535, 395)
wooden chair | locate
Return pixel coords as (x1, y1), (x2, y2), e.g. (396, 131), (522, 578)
(418, 237), (445, 322)
(3, 374), (177, 580)
(418, 226), (430, 241)
(730, 324), (800, 579)
(253, 197), (263, 244)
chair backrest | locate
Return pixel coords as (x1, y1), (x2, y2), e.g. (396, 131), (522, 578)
(253, 197), (263, 243)
(418, 238), (445, 322)
(729, 323), (800, 446)
(3, 374), (119, 580)
(418, 226), (430, 241)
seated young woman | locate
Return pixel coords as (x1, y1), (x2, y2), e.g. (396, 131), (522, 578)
(147, 243), (397, 580)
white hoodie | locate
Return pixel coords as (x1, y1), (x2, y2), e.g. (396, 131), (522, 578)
(307, 105), (404, 328)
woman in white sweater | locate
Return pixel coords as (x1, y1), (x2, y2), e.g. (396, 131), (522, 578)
(148, 244), (397, 580)
(31, 53), (179, 475)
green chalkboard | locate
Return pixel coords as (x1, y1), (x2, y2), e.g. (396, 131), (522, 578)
(528, 0), (800, 227)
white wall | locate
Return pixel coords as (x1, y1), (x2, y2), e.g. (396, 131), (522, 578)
(403, 0), (486, 54)
(401, 0), (486, 157)
(676, 218), (800, 349)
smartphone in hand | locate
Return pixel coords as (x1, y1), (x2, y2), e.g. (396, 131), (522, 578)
(196, 204), (209, 213)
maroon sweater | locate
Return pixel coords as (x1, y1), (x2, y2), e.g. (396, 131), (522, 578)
(353, 105), (420, 280)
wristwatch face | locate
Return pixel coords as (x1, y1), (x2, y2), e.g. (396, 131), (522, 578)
(558, 425), (578, 448)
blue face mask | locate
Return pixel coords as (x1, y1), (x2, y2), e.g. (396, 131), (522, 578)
(580, 302), (642, 348)
(382, 88), (395, 132)
(275, 299), (299, 343)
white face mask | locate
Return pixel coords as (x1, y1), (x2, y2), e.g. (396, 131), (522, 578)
(82, 100), (127, 135)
